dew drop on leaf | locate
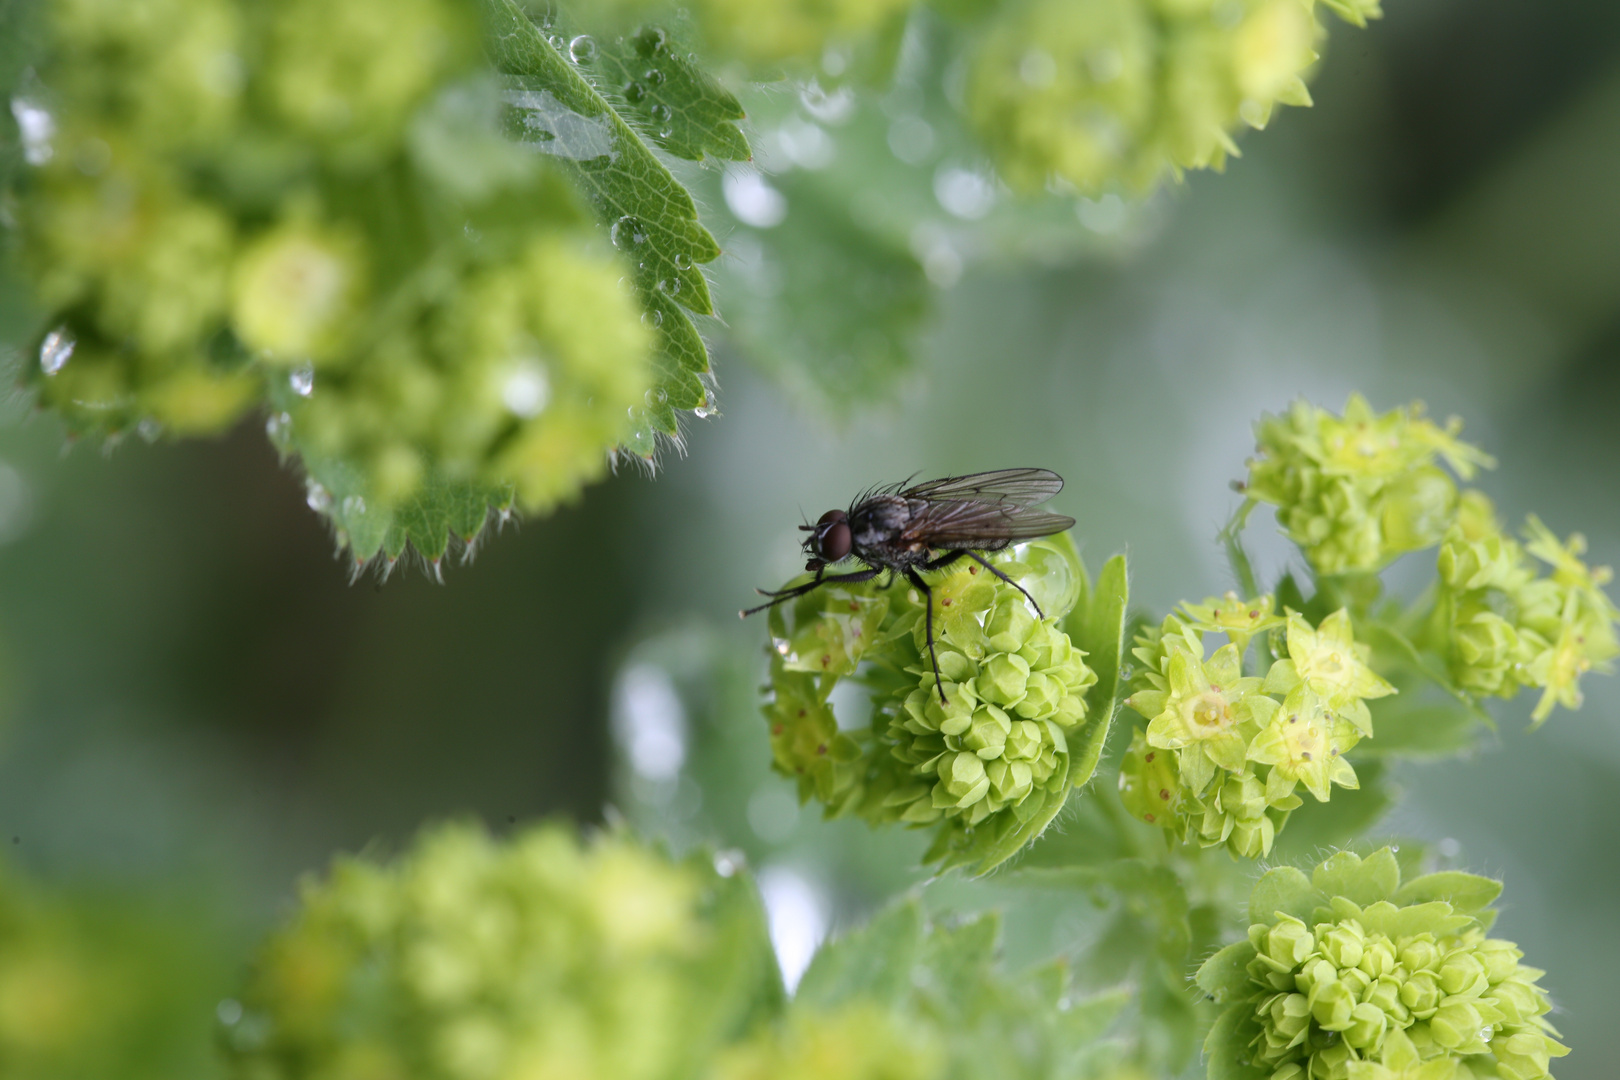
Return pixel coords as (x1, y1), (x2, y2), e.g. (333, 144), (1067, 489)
(672, 252), (691, 271)
(625, 81), (647, 104)
(39, 325), (74, 375)
(634, 27), (668, 58)
(645, 387), (668, 407)
(342, 494), (366, 517)
(568, 35), (597, 64)
(305, 480), (331, 513)
(650, 102), (673, 125)
(644, 68), (667, 87)
(658, 277), (681, 296)
(265, 411), (292, 442)
(610, 215), (647, 249)
(289, 364), (315, 397)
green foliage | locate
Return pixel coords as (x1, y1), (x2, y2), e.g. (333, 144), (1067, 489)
(782, 899), (1128, 1080)
(1200, 849), (1568, 1080)
(487, 0), (725, 457)
(762, 537), (1125, 875)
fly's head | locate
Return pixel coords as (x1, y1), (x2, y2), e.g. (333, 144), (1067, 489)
(800, 509), (852, 572)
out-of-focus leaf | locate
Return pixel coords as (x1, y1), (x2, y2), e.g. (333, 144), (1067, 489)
(592, 27), (750, 163)
(488, 0), (718, 454)
(713, 172), (929, 409)
(793, 898), (924, 1010)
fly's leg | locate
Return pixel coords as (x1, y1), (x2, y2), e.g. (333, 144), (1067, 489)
(963, 550), (1044, 619)
(740, 567), (880, 617)
(906, 566), (948, 705)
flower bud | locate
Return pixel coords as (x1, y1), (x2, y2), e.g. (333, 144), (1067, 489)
(976, 653), (1031, 708)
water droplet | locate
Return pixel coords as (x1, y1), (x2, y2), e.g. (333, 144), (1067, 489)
(305, 481), (331, 513)
(216, 998), (243, 1026)
(39, 326), (74, 375)
(569, 35), (597, 63)
(672, 251), (692, 271)
(644, 68), (667, 87)
(624, 81), (647, 104)
(658, 277), (681, 296)
(645, 387), (668, 407)
(634, 26), (668, 58)
(289, 364), (315, 397)
(342, 494), (366, 517)
(137, 418), (163, 443)
(649, 102), (672, 126)
(547, 33), (565, 50)
(265, 412), (292, 442)
(10, 97), (56, 165)
(611, 215), (647, 249)
(463, 222), (483, 243)
(694, 404), (716, 418)
(713, 849), (743, 877)
(641, 309), (664, 329)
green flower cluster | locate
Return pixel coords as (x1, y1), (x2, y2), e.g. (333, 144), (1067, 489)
(1435, 492), (1620, 726)
(1122, 597), (1392, 858)
(965, 0), (1379, 195)
(12, 0), (653, 549)
(1199, 849), (1568, 1080)
(1245, 396), (1495, 576)
(763, 538), (1102, 872)
(225, 822), (777, 1080)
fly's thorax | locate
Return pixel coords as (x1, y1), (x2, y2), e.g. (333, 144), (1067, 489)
(849, 495), (911, 550)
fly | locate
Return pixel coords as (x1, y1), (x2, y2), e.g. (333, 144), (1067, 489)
(741, 468), (1076, 703)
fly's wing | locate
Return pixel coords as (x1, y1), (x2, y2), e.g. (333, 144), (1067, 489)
(901, 468), (1064, 507)
(900, 498), (1075, 549)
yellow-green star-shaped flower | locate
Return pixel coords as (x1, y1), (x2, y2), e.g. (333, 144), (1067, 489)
(1179, 592), (1285, 660)
(1134, 642), (1278, 789)
(1246, 687), (1361, 802)
(1266, 610), (1394, 724)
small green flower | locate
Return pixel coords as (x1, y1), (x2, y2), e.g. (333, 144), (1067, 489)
(226, 822), (777, 1080)
(1434, 496), (1620, 725)
(1124, 605), (1382, 857)
(1135, 642), (1275, 783)
(711, 1003), (942, 1080)
(1265, 609), (1394, 731)
(1178, 593), (1286, 661)
(1246, 395), (1494, 574)
(1198, 850), (1569, 1080)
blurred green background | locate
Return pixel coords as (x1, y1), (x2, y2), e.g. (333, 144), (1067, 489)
(2, 0), (1619, 1076)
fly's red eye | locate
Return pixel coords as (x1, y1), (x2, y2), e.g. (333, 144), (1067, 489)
(820, 520), (851, 562)
(817, 509), (847, 526)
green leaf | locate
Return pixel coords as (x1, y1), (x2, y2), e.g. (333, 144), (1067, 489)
(1203, 1003), (1268, 1080)
(1248, 867), (1322, 925)
(1196, 941), (1258, 1003)
(1394, 871), (1503, 914)
(487, 0), (718, 452)
(1071, 554), (1129, 790)
(917, 911), (999, 1007)
(684, 852), (788, 1048)
(1311, 848), (1400, 907)
(591, 27), (750, 163)
(794, 898), (923, 1010)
